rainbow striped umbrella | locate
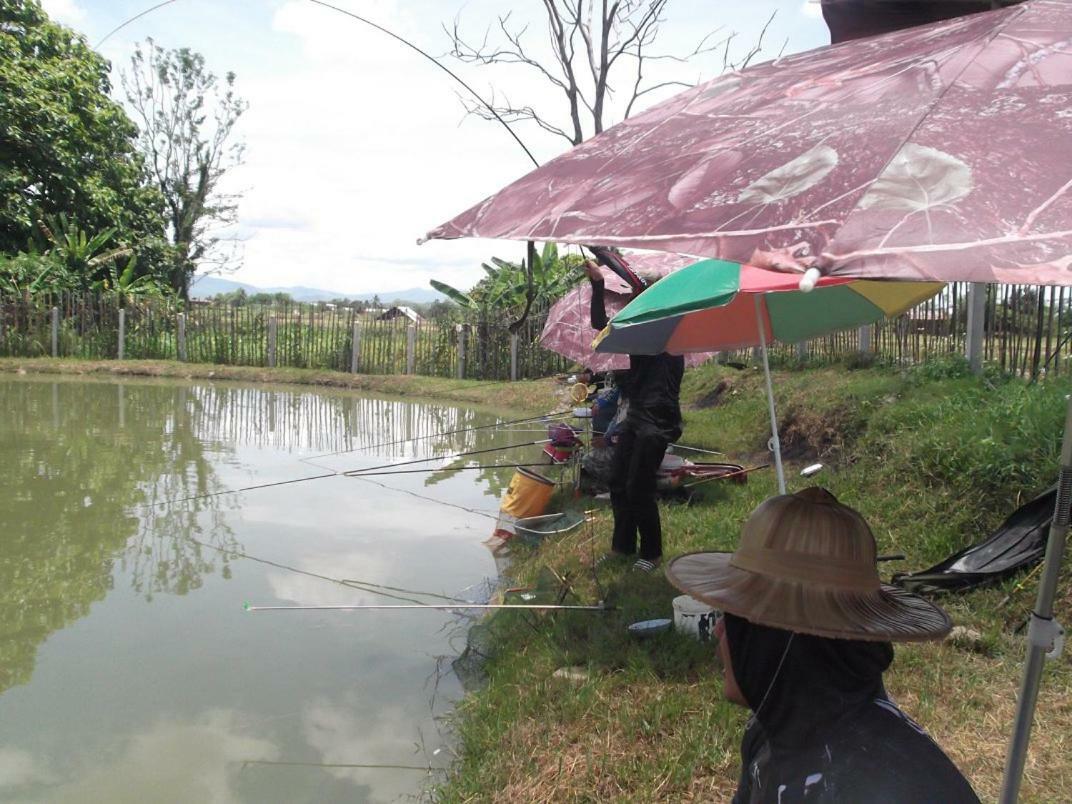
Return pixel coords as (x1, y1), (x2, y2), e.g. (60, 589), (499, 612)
(594, 259), (943, 492)
(594, 259), (943, 356)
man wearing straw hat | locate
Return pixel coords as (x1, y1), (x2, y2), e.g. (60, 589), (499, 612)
(667, 488), (979, 802)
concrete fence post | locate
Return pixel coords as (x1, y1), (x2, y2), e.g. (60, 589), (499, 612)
(510, 332), (519, 381)
(117, 308), (126, 360)
(267, 316), (278, 368)
(456, 324), (466, 379)
(966, 282), (986, 375)
(177, 312), (187, 361)
(858, 325), (871, 354)
(350, 320), (361, 374)
(795, 341), (807, 362)
(51, 306), (59, 357)
(406, 324), (416, 375)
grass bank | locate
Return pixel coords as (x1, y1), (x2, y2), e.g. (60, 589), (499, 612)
(439, 357), (1072, 803)
(0, 358), (560, 415)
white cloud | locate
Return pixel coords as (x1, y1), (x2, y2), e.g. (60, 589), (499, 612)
(44, 711), (279, 803)
(0, 747), (52, 792)
(801, 0), (824, 19)
(77, 0), (832, 296)
(41, 0), (86, 25)
(303, 697), (435, 803)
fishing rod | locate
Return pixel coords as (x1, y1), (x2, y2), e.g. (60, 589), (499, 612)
(303, 409), (572, 462)
(342, 440), (547, 476)
(682, 463), (769, 489)
(95, 0), (540, 168)
(244, 602), (613, 612)
(345, 462), (554, 478)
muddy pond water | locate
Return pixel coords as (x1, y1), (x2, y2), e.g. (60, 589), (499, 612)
(0, 376), (547, 803)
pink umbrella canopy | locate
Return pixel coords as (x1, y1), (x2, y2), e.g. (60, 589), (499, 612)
(425, 0), (1072, 286)
(539, 252), (715, 371)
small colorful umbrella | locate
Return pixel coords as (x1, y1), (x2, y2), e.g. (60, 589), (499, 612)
(540, 252), (716, 372)
(594, 259), (943, 492)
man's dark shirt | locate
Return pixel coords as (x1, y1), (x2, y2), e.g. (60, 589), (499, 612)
(590, 278), (683, 441)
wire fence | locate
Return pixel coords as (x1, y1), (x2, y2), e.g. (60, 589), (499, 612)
(2, 282), (1070, 379)
(0, 292), (570, 380)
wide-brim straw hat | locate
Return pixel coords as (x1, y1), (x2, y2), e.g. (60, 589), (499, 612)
(666, 487), (952, 642)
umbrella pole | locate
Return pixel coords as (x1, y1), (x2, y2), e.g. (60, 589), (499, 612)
(1000, 394), (1072, 803)
(754, 296), (786, 494)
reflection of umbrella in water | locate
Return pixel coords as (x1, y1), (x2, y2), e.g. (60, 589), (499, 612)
(424, 4), (1072, 795)
(540, 252), (715, 372)
(594, 258), (943, 492)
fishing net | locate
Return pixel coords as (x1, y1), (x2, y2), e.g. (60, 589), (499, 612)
(451, 567), (574, 691)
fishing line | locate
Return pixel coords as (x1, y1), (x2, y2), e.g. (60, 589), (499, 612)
(348, 474), (499, 521)
(238, 759), (432, 772)
(342, 440), (545, 476)
(177, 530), (462, 605)
(345, 462), (553, 477)
(94, 0), (540, 167)
(303, 409), (571, 462)
(245, 602), (612, 612)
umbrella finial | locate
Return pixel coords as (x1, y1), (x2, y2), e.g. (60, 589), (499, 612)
(799, 268), (821, 293)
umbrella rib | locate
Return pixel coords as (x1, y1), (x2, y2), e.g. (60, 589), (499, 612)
(824, 2), (1030, 265)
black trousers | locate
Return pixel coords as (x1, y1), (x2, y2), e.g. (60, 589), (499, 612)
(609, 423), (668, 561)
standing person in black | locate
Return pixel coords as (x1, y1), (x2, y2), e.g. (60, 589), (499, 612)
(585, 259), (684, 573)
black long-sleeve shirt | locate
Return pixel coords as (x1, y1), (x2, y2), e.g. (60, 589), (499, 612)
(590, 279), (684, 441)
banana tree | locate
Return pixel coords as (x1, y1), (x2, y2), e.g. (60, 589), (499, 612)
(430, 242), (579, 320)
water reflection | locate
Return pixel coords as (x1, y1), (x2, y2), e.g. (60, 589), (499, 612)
(0, 376), (535, 802)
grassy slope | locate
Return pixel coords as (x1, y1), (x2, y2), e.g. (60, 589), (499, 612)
(438, 358), (1072, 803)
(0, 358), (560, 416)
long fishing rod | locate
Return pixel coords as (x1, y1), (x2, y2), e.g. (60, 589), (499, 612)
(245, 602), (613, 612)
(682, 463), (769, 489)
(342, 440), (547, 476)
(305, 409), (572, 462)
(346, 462), (553, 478)
(95, 0), (540, 168)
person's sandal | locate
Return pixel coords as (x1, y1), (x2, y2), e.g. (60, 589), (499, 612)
(632, 558), (659, 574)
(595, 551), (627, 568)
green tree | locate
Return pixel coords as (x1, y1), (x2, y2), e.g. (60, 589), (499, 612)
(0, 0), (166, 259)
(123, 39), (247, 299)
(431, 242), (580, 315)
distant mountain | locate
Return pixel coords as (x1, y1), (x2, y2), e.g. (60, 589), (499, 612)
(189, 275), (444, 304)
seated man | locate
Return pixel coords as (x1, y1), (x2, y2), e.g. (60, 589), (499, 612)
(667, 487), (980, 803)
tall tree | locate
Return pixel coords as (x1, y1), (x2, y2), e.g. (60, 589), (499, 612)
(446, 1), (776, 146)
(123, 39), (247, 299)
(0, 0), (165, 256)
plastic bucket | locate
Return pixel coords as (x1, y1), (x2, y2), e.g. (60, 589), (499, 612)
(673, 595), (718, 641)
(494, 468), (556, 540)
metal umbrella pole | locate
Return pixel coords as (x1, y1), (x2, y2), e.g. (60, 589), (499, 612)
(754, 295), (786, 494)
(1000, 394), (1071, 803)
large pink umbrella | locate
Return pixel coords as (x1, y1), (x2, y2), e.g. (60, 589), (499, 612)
(540, 251), (715, 371)
(424, 0), (1072, 286)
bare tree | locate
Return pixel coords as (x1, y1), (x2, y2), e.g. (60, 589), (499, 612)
(123, 39), (247, 299)
(446, 1), (777, 147)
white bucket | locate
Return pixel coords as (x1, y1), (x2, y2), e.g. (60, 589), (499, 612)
(672, 595), (718, 641)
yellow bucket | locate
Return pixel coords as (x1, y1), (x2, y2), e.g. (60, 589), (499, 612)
(494, 467), (556, 540)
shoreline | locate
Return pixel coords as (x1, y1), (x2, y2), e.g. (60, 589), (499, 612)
(0, 358), (560, 416)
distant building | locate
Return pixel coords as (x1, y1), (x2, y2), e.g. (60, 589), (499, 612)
(378, 305), (422, 323)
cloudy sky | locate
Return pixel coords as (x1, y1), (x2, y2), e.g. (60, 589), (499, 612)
(44, 0), (831, 295)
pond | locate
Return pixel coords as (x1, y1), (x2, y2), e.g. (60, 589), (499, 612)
(0, 376), (548, 803)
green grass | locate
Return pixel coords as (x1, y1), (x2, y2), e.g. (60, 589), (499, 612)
(437, 359), (1072, 803)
